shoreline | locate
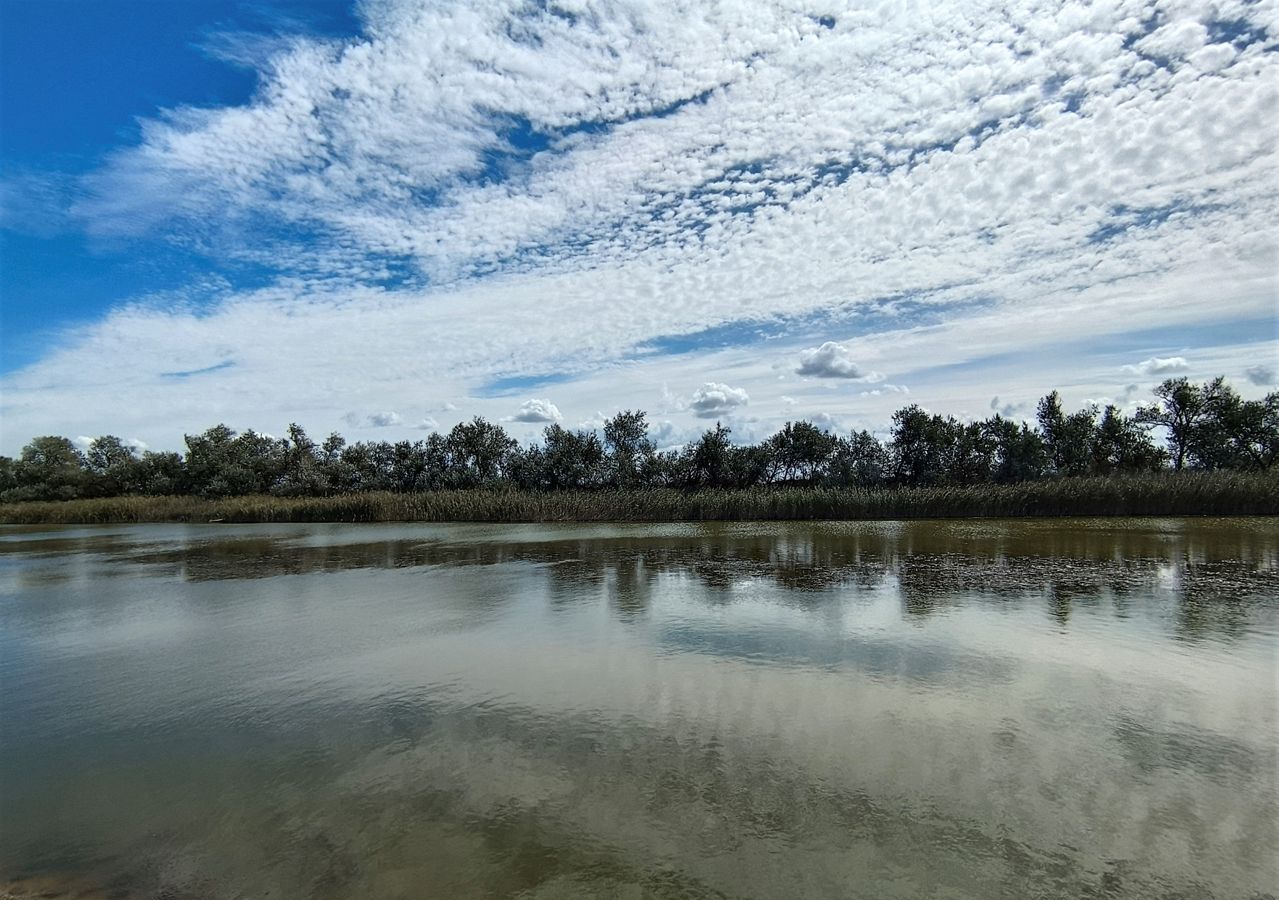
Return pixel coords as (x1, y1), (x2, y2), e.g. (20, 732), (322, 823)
(1, 472), (1275, 525)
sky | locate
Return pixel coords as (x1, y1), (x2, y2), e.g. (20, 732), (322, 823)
(0, 0), (1275, 455)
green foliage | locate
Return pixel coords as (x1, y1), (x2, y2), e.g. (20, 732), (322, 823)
(1037, 392), (1097, 476)
(768, 421), (838, 484)
(603, 410), (655, 486)
(2, 471), (1274, 524)
(2, 376), (1275, 508)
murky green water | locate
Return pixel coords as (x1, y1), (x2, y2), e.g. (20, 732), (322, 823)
(0, 519), (1275, 899)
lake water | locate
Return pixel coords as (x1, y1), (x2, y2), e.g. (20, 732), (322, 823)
(0, 519), (1275, 899)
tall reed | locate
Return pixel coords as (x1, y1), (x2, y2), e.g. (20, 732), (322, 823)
(1, 471), (1274, 525)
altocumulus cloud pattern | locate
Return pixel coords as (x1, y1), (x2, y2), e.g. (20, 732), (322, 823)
(1, 0), (1275, 451)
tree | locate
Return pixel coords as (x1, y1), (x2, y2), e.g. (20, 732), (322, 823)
(0, 456), (16, 496)
(768, 421), (837, 484)
(1091, 406), (1164, 473)
(1037, 392), (1097, 476)
(275, 424), (328, 497)
(184, 425), (286, 497)
(983, 416), (1047, 483)
(946, 420), (996, 485)
(684, 423), (734, 488)
(603, 410), (654, 487)
(11, 436), (87, 500)
(890, 406), (951, 486)
(827, 430), (890, 487)
(1135, 378), (1202, 471)
(539, 424), (605, 489)
(726, 443), (774, 488)
(1227, 392), (1279, 470)
(445, 418), (516, 487)
(84, 435), (143, 496)
(137, 451), (186, 495)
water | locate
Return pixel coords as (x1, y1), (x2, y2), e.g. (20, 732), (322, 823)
(0, 519), (1275, 899)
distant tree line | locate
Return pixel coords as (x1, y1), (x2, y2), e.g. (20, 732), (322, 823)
(2, 377), (1275, 503)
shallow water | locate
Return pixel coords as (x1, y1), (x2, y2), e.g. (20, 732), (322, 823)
(0, 518), (1275, 899)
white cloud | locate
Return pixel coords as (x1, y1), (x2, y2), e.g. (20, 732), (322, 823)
(1122, 356), (1190, 376)
(859, 384), (910, 397)
(688, 382), (749, 418)
(510, 398), (562, 423)
(796, 342), (884, 381)
(808, 412), (842, 432)
(343, 411), (403, 428)
(2, 0), (1275, 452)
(413, 417), (440, 431)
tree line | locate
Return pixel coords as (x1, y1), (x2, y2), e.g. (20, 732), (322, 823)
(2, 377), (1275, 503)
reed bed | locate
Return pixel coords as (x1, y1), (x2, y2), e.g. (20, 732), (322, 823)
(1, 471), (1274, 525)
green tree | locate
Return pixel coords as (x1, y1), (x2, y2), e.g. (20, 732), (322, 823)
(768, 421), (838, 484)
(539, 424), (605, 489)
(84, 435), (143, 496)
(184, 425), (285, 497)
(1135, 378), (1203, 471)
(1091, 406), (1164, 473)
(603, 410), (654, 487)
(983, 416), (1047, 483)
(445, 418), (517, 487)
(1227, 392), (1279, 470)
(684, 423), (734, 488)
(827, 430), (890, 487)
(137, 451), (186, 495)
(890, 406), (951, 486)
(0, 456), (16, 496)
(1037, 392), (1097, 476)
(12, 436), (87, 500)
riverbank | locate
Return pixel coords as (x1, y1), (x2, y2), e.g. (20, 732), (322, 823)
(1, 472), (1274, 524)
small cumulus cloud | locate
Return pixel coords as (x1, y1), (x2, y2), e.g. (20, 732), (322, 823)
(688, 382), (749, 418)
(859, 384), (909, 397)
(796, 342), (884, 381)
(413, 417), (440, 431)
(1244, 364), (1275, 386)
(344, 411), (403, 428)
(809, 412), (842, 432)
(70, 435), (150, 453)
(649, 419), (681, 449)
(510, 398), (562, 423)
(579, 411), (609, 430)
(989, 395), (1026, 417)
(1123, 356), (1189, 376)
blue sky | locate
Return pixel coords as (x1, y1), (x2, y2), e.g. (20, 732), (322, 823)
(0, 0), (1275, 453)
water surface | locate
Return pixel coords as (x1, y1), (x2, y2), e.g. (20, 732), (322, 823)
(1, 519), (1275, 899)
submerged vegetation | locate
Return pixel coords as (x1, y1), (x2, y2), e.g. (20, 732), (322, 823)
(1, 377), (1275, 522)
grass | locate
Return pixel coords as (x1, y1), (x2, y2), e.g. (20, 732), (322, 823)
(0, 471), (1275, 525)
